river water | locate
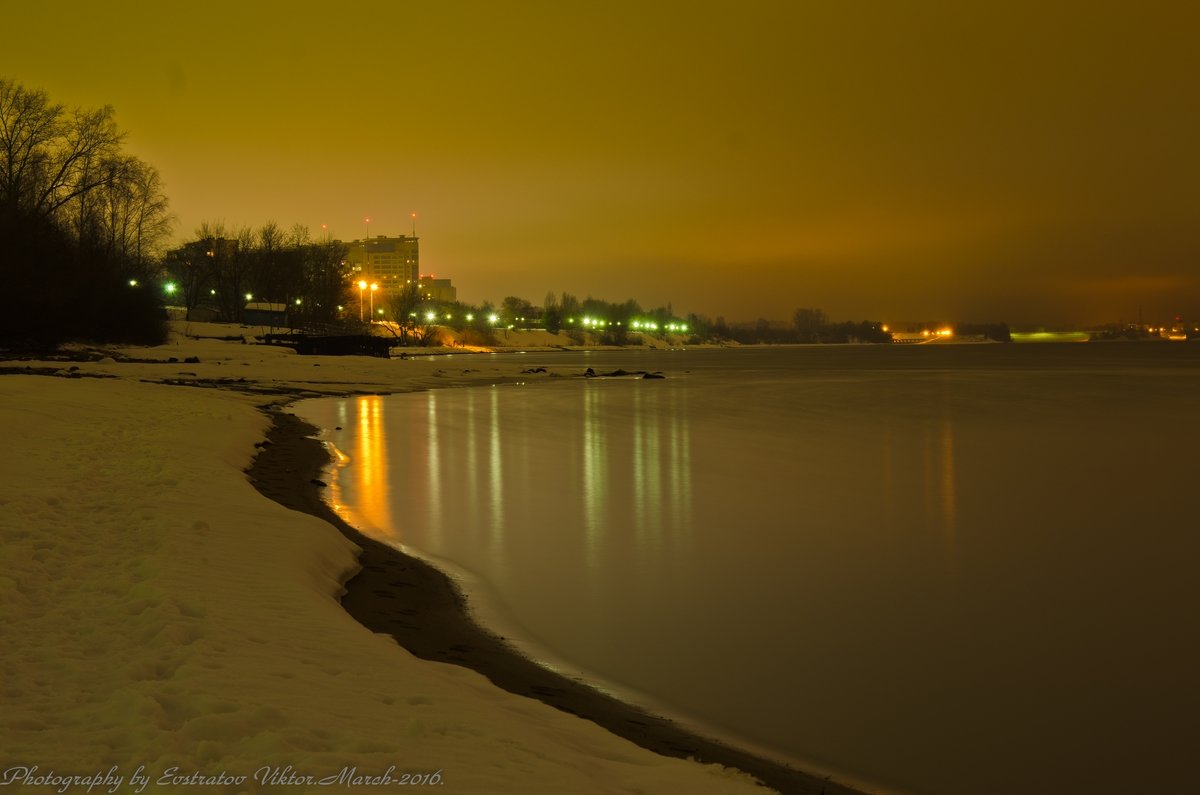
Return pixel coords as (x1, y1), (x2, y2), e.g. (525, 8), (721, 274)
(295, 343), (1200, 795)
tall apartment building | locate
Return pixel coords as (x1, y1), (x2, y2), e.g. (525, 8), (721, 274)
(344, 235), (419, 296)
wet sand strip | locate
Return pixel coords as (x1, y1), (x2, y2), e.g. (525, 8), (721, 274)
(247, 409), (866, 795)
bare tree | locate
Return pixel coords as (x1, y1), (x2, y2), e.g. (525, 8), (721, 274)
(0, 79), (61, 213)
(300, 236), (349, 323)
(191, 221), (253, 322)
(793, 307), (829, 342)
(0, 79), (124, 222)
(386, 283), (424, 344)
(87, 156), (172, 273)
(251, 221), (287, 303)
(127, 160), (173, 270)
(288, 223), (311, 247)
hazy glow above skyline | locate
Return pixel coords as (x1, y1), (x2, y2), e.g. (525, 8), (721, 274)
(6, 1), (1198, 324)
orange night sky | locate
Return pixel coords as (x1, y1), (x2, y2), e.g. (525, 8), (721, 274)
(6, 0), (1198, 324)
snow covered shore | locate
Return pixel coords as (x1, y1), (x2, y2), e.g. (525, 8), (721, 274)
(0, 326), (769, 794)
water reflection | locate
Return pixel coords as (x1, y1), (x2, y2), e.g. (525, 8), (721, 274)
(667, 386), (692, 547)
(426, 393), (441, 533)
(352, 395), (393, 540)
(581, 384), (607, 566)
(879, 413), (957, 567)
(631, 387), (660, 553)
(464, 389), (479, 545)
(582, 382), (694, 568)
(881, 420), (895, 520)
(488, 387), (504, 546)
(940, 418), (957, 559)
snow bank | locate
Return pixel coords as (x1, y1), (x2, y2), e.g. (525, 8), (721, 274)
(0, 374), (766, 793)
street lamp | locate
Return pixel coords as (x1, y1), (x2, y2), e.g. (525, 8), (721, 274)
(369, 283), (378, 321)
(357, 280), (367, 322)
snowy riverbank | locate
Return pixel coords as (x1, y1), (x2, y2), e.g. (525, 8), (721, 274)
(0, 325), (777, 794)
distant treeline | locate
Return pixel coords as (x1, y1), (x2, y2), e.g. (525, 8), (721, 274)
(0, 78), (172, 350)
(395, 292), (688, 348)
(683, 308), (891, 344)
(451, 302), (1013, 346)
(955, 322), (1012, 342)
(165, 222), (349, 326)
(678, 311), (1010, 345)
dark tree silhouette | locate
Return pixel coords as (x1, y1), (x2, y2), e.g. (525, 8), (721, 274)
(0, 78), (169, 349)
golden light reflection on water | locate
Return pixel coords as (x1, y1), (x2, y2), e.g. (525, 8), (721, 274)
(881, 420), (895, 519)
(881, 413), (958, 567)
(631, 388), (655, 551)
(426, 393), (441, 535)
(488, 388), (505, 546)
(351, 395), (394, 541)
(668, 387), (692, 540)
(582, 382), (693, 568)
(581, 384), (607, 566)
(464, 389), (480, 544)
(940, 418), (957, 556)
(630, 385), (693, 558)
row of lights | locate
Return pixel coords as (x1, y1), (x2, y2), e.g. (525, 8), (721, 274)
(159, 281), (260, 302)
(149, 280), (688, 334)
(630, 319), (688, 332)
(575, 316), (688, 332)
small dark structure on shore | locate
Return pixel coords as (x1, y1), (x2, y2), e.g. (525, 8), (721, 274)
(243, 302), (289, 327)
(263, 333), (393, 358)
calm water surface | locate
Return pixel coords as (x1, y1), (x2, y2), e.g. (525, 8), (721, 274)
(295, 344), (1200, 795)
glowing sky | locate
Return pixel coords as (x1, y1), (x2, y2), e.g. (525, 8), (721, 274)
(6, 1), (1198, 324)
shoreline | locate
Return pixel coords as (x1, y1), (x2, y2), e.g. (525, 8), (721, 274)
(247, 407), (867, 795)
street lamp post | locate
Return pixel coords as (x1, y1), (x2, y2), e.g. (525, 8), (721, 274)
(370, 283), (378, 321)
(357, 280), (367, 322)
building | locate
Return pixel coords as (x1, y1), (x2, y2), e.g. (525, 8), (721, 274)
(418, 275), (457, 304)
(243, 302), (288, 327)
(344, 235), (419, 296)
